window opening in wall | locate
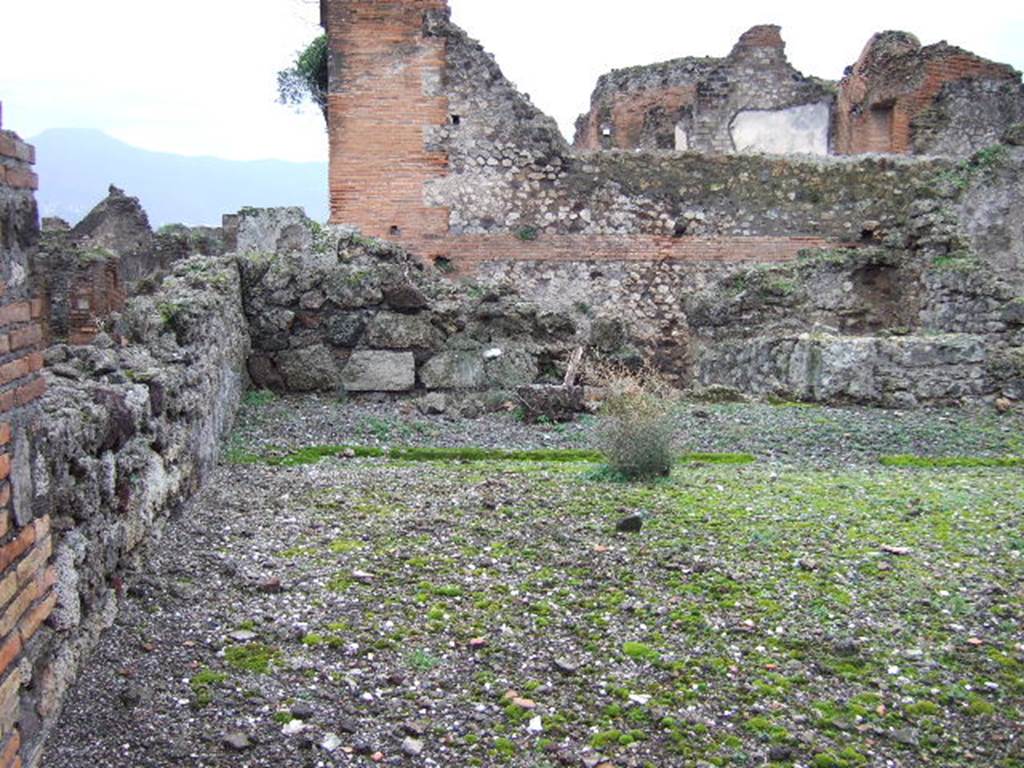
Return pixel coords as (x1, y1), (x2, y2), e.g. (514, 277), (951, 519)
(433, 256), (455, 274)
(674, 124), (690, 151)
(868, 102), (895, 153)
(450, 114), (461, 126)
(389, 225), (401, 236)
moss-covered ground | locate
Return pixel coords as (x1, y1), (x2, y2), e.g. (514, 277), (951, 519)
(44, 400), (1023, 768)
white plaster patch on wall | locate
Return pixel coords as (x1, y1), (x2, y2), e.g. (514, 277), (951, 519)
(674, 125), (690, 151)
(730, 102), (831, 156)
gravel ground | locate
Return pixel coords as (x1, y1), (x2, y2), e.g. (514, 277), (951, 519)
(43, 398), (1023, 768)
(231, 394), (1024, 466)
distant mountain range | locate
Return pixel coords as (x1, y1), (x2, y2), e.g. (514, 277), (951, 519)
(31, 128), (329, 227)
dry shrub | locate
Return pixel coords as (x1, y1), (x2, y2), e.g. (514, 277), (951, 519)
(589, 363), (678, 480)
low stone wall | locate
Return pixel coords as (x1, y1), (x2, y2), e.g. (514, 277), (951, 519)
(697, 333), (1000, 407)
(237, 209), (588, 407)
(20, 255), (249, 764)
(233, 200), (1022, 408)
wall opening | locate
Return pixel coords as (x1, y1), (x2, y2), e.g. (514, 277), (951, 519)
(674, 124), (690, 151)
(867, 103), (895, 153)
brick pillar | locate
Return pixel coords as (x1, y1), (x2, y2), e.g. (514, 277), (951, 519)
(322, 0), (451, 252)
(0, 104), (54, 768)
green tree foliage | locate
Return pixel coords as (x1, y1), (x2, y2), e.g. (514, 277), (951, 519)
(277, 34), (329, 123)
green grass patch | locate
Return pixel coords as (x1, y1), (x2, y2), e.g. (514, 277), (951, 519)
(301, 632), (344, 648)
(266, 445), (386, 466)
(241, 443), (758, 468)
(390, 446), (602, 463)
(328, 538), (363, 554)
(879, 454), (1024, 469)
(406, 648), (443, 671)
(622, 641), (662, 664)
(224, 643), (281, 674)
(682, 452), (756, 465)
(189, 667), (227, 708)
(243, 389), (276, 408)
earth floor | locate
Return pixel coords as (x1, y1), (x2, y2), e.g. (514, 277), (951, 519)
(43, 396), (1024, 767)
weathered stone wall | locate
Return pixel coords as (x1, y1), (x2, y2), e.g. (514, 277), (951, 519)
(835, 32), (1023, 157)
(322, 1), (1021, 279)
(237, 209), (588, 406)
(235, 149), (1023, 407)
(0, 106), (53, 768)
(682, 147), (1024, 405)
(912, 79), (1024, 158)
(573, 26), (835, 155)
(21, 255), (249, 765)
(31, 187), (226, 348)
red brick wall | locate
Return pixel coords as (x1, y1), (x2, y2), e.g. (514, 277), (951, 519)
(836, 46), (1019, 155)
(66, 260), (125, 346)
(324, 0), (451, 242)
(0, 105), (53, 768)
(576, 85), (697, 150)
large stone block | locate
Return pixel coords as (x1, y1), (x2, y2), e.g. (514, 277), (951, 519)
(276, 344), (343, 391)
(365, 312), (442, 350)
(341, 351), (415, 392)
(234, 207), (311, 256)
(420, 351), (484, 390)
(484, 348), (538, 388)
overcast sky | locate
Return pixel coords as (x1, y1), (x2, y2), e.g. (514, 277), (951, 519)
(1, 0), (1022, 162)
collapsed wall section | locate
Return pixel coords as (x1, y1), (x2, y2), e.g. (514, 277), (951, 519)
(325, 3), (1013, 278)
(573, 25), (835, 155)
(835, 32), (1024, 157)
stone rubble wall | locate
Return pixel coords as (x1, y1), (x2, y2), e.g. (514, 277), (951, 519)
(237, 209), (586, 410)
(21, 255), (249, 765)
(234, 172), (1023, 407)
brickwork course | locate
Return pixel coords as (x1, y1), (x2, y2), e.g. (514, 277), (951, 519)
(0, 104), (52, 768)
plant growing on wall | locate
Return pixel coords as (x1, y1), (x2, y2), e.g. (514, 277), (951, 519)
(277, 34), (329, 123)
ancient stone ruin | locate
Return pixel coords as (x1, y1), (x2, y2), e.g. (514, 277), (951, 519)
(575, 25), (836, 155)
(575, 26), (1024, 158)
(0, 1), (1020, 765)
